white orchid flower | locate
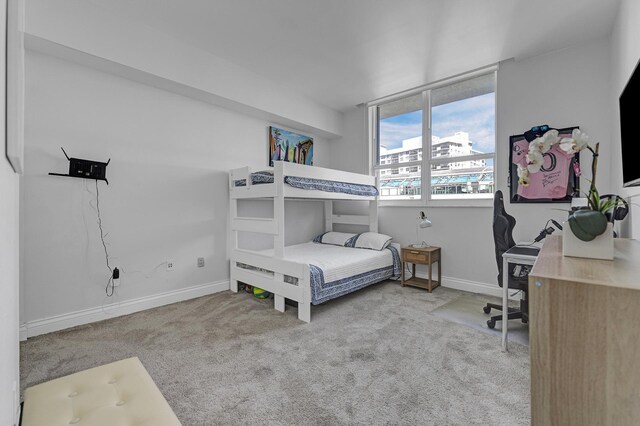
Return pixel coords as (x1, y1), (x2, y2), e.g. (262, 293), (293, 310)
(517, 164), (530, 186)
(559, 129), (589, 154)
(528, 137), (542, 153)
(539, 129), (559, 153)
(529, 130), (557, 153)
(527, 150), (544, 173)
(517, 164), (528, 178)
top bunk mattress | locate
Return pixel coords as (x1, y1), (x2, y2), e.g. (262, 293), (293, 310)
(233, 171), (379, 197)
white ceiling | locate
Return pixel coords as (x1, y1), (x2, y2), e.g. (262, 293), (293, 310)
(89, 0), (620, 112)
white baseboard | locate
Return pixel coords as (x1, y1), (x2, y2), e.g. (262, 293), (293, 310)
(19, 324), (27, 342)
(413, 272), (519, 300)
(441, 276), (503, 297)
(20, 280), (229, 340)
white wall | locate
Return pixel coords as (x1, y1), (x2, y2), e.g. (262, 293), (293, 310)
(21, 51), (327, 330)
(0, 139), (20, 426)
(330, 38), (613, 291)
(498, 39), (613, 239)
(611, 0), (640, 239)
(25, 0), (343, 139)
(1, 1), (21, 422)
(331, 107), (368, 175)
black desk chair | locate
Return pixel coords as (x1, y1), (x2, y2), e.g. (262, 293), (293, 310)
(483, 190), (532, 329)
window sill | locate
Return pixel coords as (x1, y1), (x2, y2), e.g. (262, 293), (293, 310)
(379, 198), (493, 208)
(378, 200), (424, 208)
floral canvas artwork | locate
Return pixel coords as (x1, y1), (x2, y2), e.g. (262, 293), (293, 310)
(269, 126), (313, 167)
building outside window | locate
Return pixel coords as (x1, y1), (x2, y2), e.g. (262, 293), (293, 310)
(369, 68), (496, 204)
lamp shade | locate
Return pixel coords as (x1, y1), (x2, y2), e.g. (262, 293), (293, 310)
(419, 218), (432, 229)
(413, 211), (432, 248)
(418, 211), (432, 228)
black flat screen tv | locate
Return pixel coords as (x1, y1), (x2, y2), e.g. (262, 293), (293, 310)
(620, 58), (640, 187)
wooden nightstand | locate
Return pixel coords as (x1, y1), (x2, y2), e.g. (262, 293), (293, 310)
(401, 246), (441, 292)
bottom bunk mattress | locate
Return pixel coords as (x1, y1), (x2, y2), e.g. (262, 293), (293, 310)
(257, 242), (400, 305)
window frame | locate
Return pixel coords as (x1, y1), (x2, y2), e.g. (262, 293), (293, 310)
(368, 65), (498, 208)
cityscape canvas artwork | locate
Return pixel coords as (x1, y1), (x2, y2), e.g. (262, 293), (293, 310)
(269, 126), (313, 167)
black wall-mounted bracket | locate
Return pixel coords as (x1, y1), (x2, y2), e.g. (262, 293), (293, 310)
(49, 147), (110, 184)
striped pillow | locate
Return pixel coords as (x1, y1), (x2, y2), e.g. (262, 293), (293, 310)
(348, 232), (393, 251)
(312, 232), (357, 246)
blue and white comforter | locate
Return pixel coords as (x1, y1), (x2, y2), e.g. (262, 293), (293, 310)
(234, 171), (379, 197)
(258, 242), (400, 305)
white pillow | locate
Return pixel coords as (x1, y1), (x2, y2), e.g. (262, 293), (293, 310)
(350, 232), (393, 250)
(313, 232), (357, 246)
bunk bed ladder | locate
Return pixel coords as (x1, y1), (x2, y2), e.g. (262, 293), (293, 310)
(324, 201), (333, 232)
(369, 200), (378, 233)
(273, 165), (287, 312)
(229, 177), (239, 293)
(323, 200), (379, 233)
(270, 163), (313, 319)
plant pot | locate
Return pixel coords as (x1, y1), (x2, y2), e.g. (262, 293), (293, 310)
(562, 222), (614, 260)
(567, 209), (609, 241)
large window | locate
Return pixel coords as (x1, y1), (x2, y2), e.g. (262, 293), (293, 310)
(369, 69), (496, 204)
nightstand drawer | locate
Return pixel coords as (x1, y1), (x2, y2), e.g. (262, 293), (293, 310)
(404, 250), (428, 263)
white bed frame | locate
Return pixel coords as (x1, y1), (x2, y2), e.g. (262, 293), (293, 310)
(229, 161), (378, 322)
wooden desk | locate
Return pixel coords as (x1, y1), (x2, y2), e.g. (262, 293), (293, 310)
(401, 246), (441, 292)
(529, 235), (640, 426)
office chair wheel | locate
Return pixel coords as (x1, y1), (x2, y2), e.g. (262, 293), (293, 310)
(483, 306), (491, 314)
(522, 317), (528, 324)
(487, 319), (496, 329)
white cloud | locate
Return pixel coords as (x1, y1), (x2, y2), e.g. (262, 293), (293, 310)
(379, 121), (422, 149)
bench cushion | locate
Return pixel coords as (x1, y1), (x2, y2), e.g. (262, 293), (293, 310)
(22, 357), (181, 426)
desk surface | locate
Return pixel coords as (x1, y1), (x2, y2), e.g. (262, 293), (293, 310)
(505, 245), (540, 257)
(530, 235), (640, 291)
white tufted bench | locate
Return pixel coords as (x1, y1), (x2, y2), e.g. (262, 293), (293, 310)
(22, 357), (181, 426)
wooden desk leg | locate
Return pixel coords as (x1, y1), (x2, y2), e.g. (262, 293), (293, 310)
(412, 263), (416, 281)
(428, 254), (433, 292)
(502, 257), (509, 352)
(438, 257), (442, 288)
(401, 261), (405, 286)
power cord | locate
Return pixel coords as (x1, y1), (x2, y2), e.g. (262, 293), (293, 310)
(518, 219), (564, 247)
(95, 180), (116, 297)
(120, 262), (166, 280)
(404, 263), (413, 279)
(532, 219), (563, 243)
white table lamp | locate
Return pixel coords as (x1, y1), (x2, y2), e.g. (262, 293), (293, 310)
(413, 211), (432, 248)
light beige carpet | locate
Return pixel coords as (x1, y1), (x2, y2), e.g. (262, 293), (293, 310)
(21, 282), (529, 425)
(431, 292), (530, 347)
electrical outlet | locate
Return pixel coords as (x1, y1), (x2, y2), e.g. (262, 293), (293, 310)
(197, 257), (205, 268)
(112, 267), (120, 287)
(166, 260), (175, 271)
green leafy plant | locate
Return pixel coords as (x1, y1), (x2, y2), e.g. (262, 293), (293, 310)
(586, 185), (623, 214)
(529, 129), (625, 241)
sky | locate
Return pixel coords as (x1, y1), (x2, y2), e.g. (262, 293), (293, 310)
(379, 93), (495, 154)
(272, 127), (313, 145)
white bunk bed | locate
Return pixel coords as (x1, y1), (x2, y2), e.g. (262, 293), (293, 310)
(229, 161), (386, 323)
